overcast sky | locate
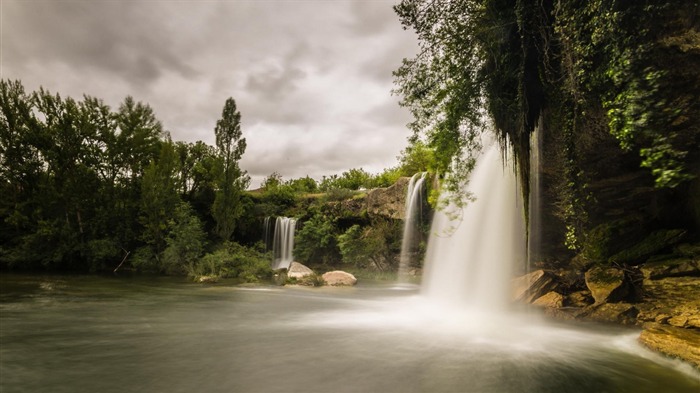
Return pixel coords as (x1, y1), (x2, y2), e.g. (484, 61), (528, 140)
(1, 0), (418, 188)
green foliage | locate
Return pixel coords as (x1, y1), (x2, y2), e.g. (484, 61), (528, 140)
(212, 97), (249, 241)
(397, 140), (437, 176)
(139, 141), (180, 255)
(294, 211), (339, 265)
(162, 202), (206, 275)
(189, 242), (272, 283)
(337, 220), (399, 271)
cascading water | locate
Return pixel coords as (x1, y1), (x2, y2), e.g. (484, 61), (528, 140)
(421, 141), (526, 312)
(528, 119), (543, 268)
(270, 217), (296, 270)
(398, 172), (427, 280)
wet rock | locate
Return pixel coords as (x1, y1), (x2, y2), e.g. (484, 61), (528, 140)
(533, 291), (565, 308)
(321, 271), (357, 286)
(640, 257), (700, 279)
(197, 275), (218, 284)
(511, 270), (558, 303)
(581, 303), (639, 325)
(641, 277), (700, 328)
(584, 267), (628, 304)
(567, 290), (594, 307)
(639, 323), (700, 369)
(287, 262), (314, 279)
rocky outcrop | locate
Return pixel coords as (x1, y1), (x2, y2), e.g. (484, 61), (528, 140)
(639, 323), (700, 369)
(321, 271), (357, 286)
(511, 270), (558, 303)
(637, 276), (700, 329)
(365, 177), (411, 220)
(287, 262), (314, 279)
(584, 267), (628, 304)
(640, 257), (700, 280)
(335, 177), (412, 220)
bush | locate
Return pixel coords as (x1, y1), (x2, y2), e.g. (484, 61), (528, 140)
(188, 242), (272, 283)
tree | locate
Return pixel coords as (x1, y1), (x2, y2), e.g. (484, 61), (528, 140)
(162, 202), (206, 275)
(211, 98), (249, 241)
(139, 141), (180, 257)
(337, 223), (391, 271)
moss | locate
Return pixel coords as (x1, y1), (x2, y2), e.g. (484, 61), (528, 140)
(609, 229), (687, 265)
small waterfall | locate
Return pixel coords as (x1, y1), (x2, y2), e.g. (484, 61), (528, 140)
(528, 119), (543, 268)
(270, 217), (297, 270)
(398, 172), (427, 280)
(421, 142), (526, 312)
(263, 216), (274, 251)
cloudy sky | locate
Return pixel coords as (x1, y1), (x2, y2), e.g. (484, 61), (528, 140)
(1, 0), (418, 188)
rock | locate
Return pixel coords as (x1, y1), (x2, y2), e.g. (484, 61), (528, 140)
(511, 270), (558, 303)
(533, 291), (565, 308)
(321, 271), (357, 286)
(568, 290), (594, 307)
(639, 323), (700, 369)
(197, 275), (218, 284)
(640, 257), (700, 280)
(287, 262), (314, 279)
(609, 229), (687, 265)
(674, 242), (700, 258)
(582, 303), (639, 325)
(640, 277), (700, 328)
(365, 177), (411, 219)
(584, 266), (628, 304)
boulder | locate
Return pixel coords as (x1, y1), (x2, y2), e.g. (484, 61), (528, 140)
(511, 270), (558, 303)
(639, 323), (700, 369)
(197, 275), (218, 284)
(584, 267), (628, 304)
(321, 271), (357, 286)
(581, 303), (639, 325)
(287, 262), (314, 279)
(640, 258), (700, 280)
(533, 291), (565, 308)
(567, 290), (594, 307)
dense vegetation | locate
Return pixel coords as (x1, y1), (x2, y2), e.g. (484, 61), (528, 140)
(0, 80), (435, 278)
(393, 0), (700, 263)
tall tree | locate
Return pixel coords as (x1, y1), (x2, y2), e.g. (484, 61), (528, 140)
(212, 98), (249, 241)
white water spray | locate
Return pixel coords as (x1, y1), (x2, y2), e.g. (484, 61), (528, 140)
(271, 217), (296, 270)
(421, 142), (526, 312)
(398, 172), (427, 280)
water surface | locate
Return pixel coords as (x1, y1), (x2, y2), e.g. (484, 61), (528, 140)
(1, 274), (698, 393)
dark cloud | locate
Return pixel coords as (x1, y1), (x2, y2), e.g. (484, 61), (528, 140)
(2, 0), (418, 188)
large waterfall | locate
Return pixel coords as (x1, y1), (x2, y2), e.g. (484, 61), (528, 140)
(421, 142), (526, 312)
(398, 172), (427, 280)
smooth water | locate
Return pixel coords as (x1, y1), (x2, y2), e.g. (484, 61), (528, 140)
(1, 274), (699, 393)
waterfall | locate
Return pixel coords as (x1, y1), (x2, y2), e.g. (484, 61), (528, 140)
(270, 217), (297, 270)
(398, 172), (427, 280)
(528, 119), (543, 268)
(421, 142), (525, 312)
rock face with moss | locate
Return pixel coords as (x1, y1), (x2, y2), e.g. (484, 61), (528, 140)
(336, 177), (411, 220)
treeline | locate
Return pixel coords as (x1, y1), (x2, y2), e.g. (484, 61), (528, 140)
(0, 79), (271, 278)
(0, 79), (437, 278)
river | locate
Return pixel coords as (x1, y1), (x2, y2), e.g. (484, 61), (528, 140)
(1, 273), (699, 393)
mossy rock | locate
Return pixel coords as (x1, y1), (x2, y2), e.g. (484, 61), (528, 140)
(641, 258), (700, 280)
(675, 242), (700, 258)
(609, 229), (687, 265)
(584, 266), (628, 304)
(580, 217), (646, 264)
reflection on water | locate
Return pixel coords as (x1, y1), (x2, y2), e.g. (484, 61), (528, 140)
(1, 274), (699, 393)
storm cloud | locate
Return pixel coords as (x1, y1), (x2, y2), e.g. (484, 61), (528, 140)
(1, 0), (418, 187)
